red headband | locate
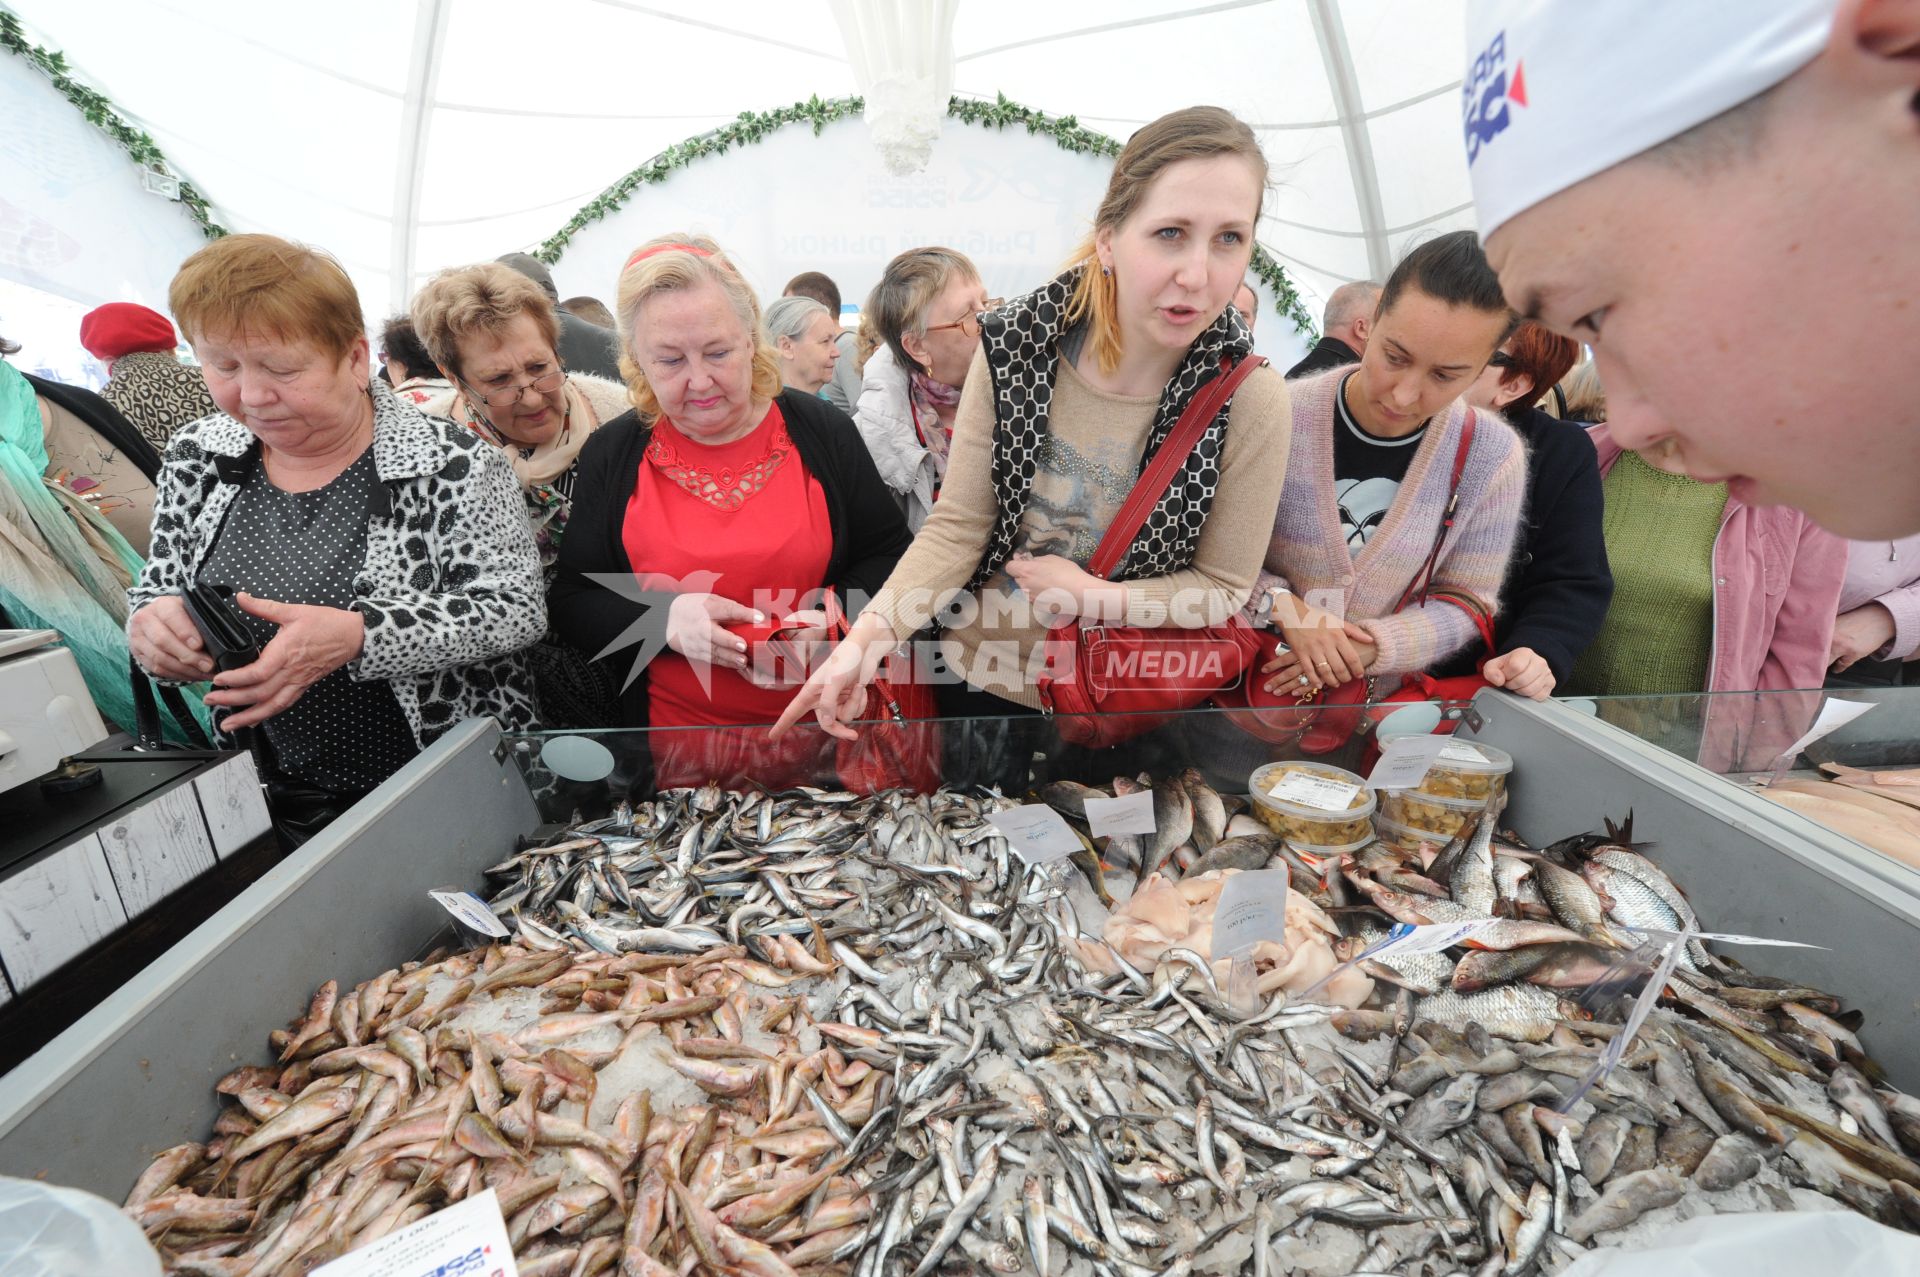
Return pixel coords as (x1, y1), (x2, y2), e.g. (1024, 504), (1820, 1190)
(624, 243), (715, 271)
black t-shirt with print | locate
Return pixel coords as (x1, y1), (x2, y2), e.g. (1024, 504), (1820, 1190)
(1333, 372), (1427, 556)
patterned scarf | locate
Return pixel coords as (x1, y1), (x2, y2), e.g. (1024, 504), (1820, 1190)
(967, 267), (1254, 589)
(908, 368), (960, 481)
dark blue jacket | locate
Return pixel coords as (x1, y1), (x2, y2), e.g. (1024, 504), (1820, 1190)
(1433, 405), (1612, 684)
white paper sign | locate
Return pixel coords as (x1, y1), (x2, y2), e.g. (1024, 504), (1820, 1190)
(988, 806), (1084, 863)
(314, 1188), (518, 1277)
(1777, 698), (1878, 764)
(1213, 869), (1291, 959)
(1360, 919), (1504, 959)
(1439, 740), (1490, 765)
(430, 890), (510, 939)
(1084, 790), (1157, 838)
(1266, 772), (1362, 812)
(1366, 735), (1452, 791)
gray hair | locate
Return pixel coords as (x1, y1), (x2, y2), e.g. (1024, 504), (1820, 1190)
(866, 246), (980, 375)
(1324, 280), (1382, 333)
(763, 295), (830, 346)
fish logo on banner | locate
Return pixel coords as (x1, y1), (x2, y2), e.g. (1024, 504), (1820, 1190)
(1463, 31), (1528, 164)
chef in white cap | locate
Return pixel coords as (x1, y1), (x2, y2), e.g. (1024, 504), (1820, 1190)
(1462, 0), (1920, 539)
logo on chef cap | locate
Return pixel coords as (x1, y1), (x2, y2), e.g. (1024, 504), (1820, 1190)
(1463, 31), (1527, 165)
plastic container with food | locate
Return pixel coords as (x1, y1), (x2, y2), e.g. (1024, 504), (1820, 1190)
(1249, 762), (1376, 848)
(1411, 739), (1513, 802)
(1375, 789), (1486, 842)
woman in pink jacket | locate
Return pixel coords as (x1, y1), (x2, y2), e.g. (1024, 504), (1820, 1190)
(1574, 424), (1846, 772)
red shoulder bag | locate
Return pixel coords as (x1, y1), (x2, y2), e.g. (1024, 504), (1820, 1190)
(1034, 355), (1270, 749)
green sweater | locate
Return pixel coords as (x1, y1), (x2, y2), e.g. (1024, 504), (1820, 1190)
(1570, 451), (1729, 696)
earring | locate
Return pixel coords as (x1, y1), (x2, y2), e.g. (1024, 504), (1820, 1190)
(1100, 264), (1112, 277)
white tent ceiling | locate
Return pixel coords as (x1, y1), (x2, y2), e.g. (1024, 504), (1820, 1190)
(3, 0), (1472, 338)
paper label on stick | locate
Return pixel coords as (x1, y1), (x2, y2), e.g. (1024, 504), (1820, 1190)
(429, 890), (509, 938)
(1266, 771), (1362, 811)
(1777, 698), (1877, 764)
(1623, 926), (1827, 950)
(1214, 869), (1291, 959)
(1367, 735), (1451, 790)
(1360, 919), (1503, 959)
(988, 805), (1084, 862)
(1084, 790), (1157, 838)
(313, 1188), (518, 1277)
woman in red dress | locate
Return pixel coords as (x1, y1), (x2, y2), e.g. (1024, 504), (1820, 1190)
(550, 235), (910, 788)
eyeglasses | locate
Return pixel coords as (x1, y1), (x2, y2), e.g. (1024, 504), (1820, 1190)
(925, 300), (1004, 340)
(461, 366), (565, 408)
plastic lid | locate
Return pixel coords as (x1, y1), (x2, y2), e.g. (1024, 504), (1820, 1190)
(1284, 834), (1375, 861)
(1380, 788), (1487, 812)
(1430, 739), (1514, 775)
(1250, 762), (1377, 820)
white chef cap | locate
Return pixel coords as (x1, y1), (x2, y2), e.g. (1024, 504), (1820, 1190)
(1463, 0), (1836, 239)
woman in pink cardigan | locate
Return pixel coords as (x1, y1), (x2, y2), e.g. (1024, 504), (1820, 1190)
(1580, 424), (1845, 773)
(1250, 232), (1527, 697)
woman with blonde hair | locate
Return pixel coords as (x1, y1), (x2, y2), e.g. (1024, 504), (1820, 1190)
(776, 107), (1293, 787)
(549, 234), (909, 784)
(411, 262), (628, 569)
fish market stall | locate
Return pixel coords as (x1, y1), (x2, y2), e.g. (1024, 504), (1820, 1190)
(1, 698), (1917, 1275)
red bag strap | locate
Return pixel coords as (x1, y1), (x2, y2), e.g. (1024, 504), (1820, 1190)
(1395, 407), (1477, 610)
(1426, 587), (1496, 651)
(1085, 354), (1268, 581)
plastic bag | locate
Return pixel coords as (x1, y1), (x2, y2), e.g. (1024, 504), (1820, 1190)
(0, 1176), (162, 1277)
(1560, 1212), (1920, 1276)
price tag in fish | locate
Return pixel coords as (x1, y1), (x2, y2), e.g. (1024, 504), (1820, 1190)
(1623, 926), (1827, 950)
(1267, 771), (1362, 811)
(1084, 790), (1157, 838)
(429, 889), (509, 938)
(313, 1187), (518, 1277)
(1360, 918), (1505, 959)
(1775, 697), (1877, 765)
(1213, 868), (1291, 960)
(987, 805), (1084, 862)
(1366, 735), (1452, 791)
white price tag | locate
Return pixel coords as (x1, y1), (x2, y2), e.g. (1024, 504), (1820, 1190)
(1084, 790), (1157, 838)
(430, 890), (510, 938)
(1777, 698), (1877, 763)
(1266, 772), (1362, 812)
(1366, 735), (1451, 790)
(314, 1188), (517, 1277)
(1624, 926), (1827, 950)
(1360, 919), (1504, 959)
(988, 805), (1084, 863)
(1213, 869), (1291, 960)
(1439, 740), (1489, 764)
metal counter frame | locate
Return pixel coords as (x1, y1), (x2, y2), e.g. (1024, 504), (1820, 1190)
(0, 719), (538, 1201)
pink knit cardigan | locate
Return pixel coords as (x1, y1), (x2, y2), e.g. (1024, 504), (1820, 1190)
(1252, 367), (1528, 678)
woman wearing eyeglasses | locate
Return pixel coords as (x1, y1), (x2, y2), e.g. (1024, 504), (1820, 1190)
(412, 262), (631, 728)
(549, 234), (911, 785)
(853, 247), (993, 533)
(411, 262), (629, 571)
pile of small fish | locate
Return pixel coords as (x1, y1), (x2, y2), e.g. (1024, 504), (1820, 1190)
(125, 779), (1920, 1275)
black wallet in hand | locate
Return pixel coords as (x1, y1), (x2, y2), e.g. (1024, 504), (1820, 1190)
(180, 584), (262, 671)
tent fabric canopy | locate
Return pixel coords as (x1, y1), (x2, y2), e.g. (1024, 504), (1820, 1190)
(2, 0), (1471, 342)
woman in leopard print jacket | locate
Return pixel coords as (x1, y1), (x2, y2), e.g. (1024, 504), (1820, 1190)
(128, 235), (543, 840)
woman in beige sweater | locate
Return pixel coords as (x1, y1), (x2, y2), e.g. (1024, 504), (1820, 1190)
(775, 107), (1292, 784)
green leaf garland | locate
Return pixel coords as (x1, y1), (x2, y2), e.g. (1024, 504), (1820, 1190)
(1, 7), (225, 239)
(538, 92), (1316, 338)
